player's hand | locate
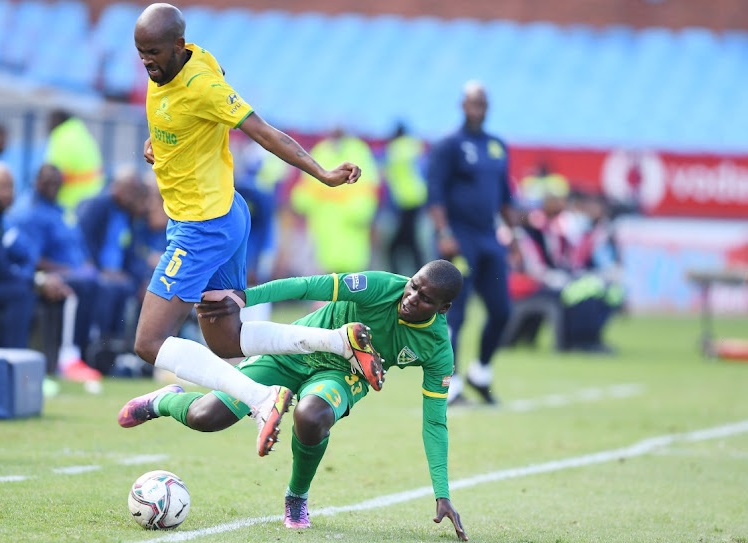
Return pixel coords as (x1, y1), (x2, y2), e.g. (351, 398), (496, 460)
(143, 137), (155, 164)
(322, 162), (361, 187)
(434, 498), (468, 541)
(437, 234), (461, 260)
(196, 289), (246, 322)
(37, 272), (73, 302)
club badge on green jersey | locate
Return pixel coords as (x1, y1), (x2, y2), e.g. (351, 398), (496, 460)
(397, 346), (418, 365)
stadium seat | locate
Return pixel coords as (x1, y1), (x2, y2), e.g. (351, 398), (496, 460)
(91, 2), (141, 59)
(3, 3), (747, 152)
(181, 5), (218, 47)
(1, 0), (48, 70)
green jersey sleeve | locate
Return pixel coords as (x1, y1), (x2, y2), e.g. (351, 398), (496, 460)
(244, 274), (337, 305)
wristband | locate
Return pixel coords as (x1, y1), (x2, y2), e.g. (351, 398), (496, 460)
(437, 227), (453, 239)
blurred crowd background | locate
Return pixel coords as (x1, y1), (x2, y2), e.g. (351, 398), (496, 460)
(1, 0), (747, 381)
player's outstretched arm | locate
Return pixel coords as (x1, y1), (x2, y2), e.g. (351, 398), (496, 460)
(433, 497), (468, 541)
(238, 112), (361, 187)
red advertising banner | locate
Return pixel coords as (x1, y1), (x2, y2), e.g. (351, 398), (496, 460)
(510, 146), (748, 219)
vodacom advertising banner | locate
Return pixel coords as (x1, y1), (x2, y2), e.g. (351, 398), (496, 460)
(511, 146), (748, 219)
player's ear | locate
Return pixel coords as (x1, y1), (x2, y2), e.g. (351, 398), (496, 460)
(174, 36), (186, 53)
(438, 302), (452, 314)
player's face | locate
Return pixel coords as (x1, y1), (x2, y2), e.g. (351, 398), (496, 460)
(399, 272), (450, 323)
(135, 31), (185, 85)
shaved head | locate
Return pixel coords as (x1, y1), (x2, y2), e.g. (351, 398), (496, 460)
(462, 79), (486, 100)
(135, 3), (185, 42)
(461, 79), (488, 132)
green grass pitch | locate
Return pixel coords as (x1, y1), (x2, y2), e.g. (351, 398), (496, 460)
(1, 306), (747, 543)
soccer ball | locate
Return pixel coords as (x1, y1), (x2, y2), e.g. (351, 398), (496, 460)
(128, 470), (191, 530)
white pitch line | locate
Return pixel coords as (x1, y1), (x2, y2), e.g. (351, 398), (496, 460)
(52, 465), (102, 475)
(449, 383), (645, 415)
(0, 475), (28, 483)
(118, 454), (170, 466)
(0, 455), (170, 484)
(135, 419), (748, 543)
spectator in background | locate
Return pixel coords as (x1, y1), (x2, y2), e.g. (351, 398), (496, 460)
(427, 80), (519, 406)
(233, 138), (290, 321)
(509, 186), (622, 353)
(518, 160), (570, 211)
(132, 174), (168, 288)
(0, 163), (72, 354)
(0, 124), (7, 157)
(45, 109), (105, 217)
(290, 124), (380, 274)
(383, 121), (429, 276)
(77, 165), (150, 344)
(6, 164), (101, 381)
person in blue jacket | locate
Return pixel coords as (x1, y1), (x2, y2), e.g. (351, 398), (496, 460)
(426, 80), (520, 406)
(77, 165), (150, 340)
(0, 163), (70, 349)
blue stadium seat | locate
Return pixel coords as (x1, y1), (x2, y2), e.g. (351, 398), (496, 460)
(201, 8), (253, 67)
(0, 0), (14, 54)
(22, 2), (93, 93)
(2, 1), (48, 70)
(91, 3), (141, 59)
(3, 3), (743, 152)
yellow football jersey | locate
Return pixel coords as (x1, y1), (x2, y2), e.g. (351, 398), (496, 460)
(146, 43), (253, 221)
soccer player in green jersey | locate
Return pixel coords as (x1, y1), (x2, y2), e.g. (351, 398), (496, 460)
(118, 259), (468, 540)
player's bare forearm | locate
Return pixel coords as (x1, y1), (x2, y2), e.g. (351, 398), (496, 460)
(239, 112), (360, 186)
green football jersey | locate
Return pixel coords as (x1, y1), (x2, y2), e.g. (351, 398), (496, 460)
(244, 270), (455, 499)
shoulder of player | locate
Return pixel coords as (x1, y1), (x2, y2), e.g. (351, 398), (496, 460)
(180, 46), (227, 90)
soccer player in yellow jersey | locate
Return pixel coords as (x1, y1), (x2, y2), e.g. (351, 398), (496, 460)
(128, 3), (375, 457)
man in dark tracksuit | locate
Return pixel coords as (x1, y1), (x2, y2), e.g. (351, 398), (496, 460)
(426, 80), (517, 405)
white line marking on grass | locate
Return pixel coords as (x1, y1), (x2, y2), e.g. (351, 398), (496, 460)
(0, 475), (28, 483)
(507, 383), (644, 412)
(0, 455), (171, 484)
(135, 419), (748, 543)
(118, 454), (170, 465)
(52, 465), (101, 475)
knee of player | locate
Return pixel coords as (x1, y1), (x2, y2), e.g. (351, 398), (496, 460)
(293, 397), (335, 444)
(133, 339), (158, 365)
(185, 403), (218, 432)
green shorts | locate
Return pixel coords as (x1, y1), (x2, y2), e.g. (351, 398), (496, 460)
(213, 353), (369, 421)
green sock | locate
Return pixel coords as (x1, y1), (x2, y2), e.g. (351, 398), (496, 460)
(288, 428), (328, 496)
(154, 391), (203, 427)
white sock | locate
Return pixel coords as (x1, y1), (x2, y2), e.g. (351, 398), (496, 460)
(240, 321), (346, 358)
(467, 361), (493, 387)
(155, 336), (270, 409)
(58, 295), (82, 370)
